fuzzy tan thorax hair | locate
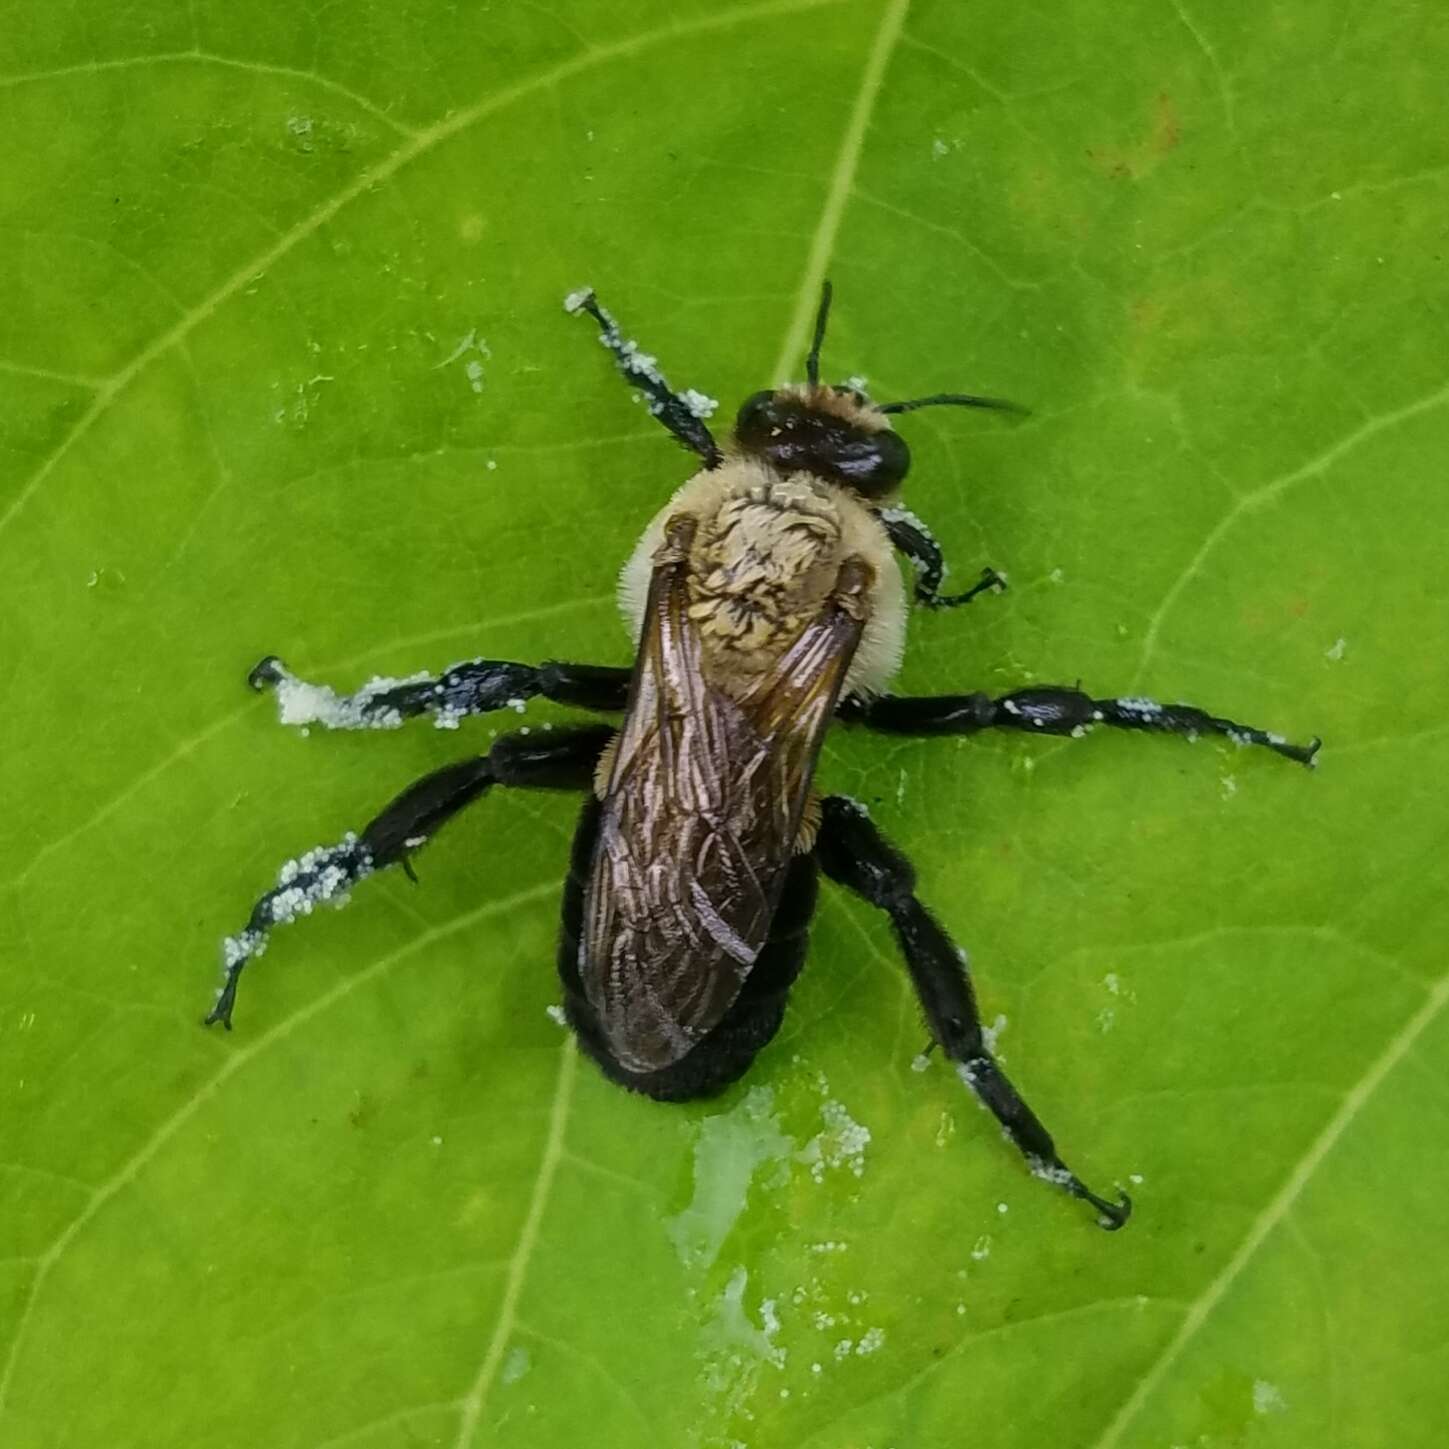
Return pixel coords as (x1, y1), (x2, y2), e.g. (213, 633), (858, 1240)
(617, 459), (907, 702)
(685, 476), (843, 669)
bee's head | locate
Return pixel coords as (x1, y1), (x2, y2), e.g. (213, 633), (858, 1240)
(732, 384), (908, 500)
(732, 282), (1024, 501)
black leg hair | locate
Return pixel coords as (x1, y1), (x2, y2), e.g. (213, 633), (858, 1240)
(565, 288), (723, 467)
(247, 654), (631, 733)
(878, 508), (1006, 609)
(842, 686), (1320, 767)
(815, 795), (1130, 1229)
(204, 725), (613, 1029)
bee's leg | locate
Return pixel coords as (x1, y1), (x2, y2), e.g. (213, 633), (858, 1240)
(815, 795), (1130, 1230)
(246, 655), (631, 733)
(566, 288), (723, 467)
(841, 687), (1320, 767)
(879, 508), (1006, 608)
(204, 724), (612, 1030)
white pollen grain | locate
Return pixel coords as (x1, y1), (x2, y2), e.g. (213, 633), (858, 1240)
(981, 1014), (1007, 1053)
(1252, 1380), (1287, 1415)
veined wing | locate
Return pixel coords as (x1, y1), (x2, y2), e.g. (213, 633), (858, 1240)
(581, 522), (869, 1073)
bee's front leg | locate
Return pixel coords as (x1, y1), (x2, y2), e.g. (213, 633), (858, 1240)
(566, 287), (722, 467)
(878, 507), (1006, 608)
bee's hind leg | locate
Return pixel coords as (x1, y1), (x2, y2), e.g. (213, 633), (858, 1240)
(814, 794), (1131, 1231)
(565, 287), (723, 468)
(247, 655), (631, 733)
(204, 724), (612, 1030)
(879, 508), (1006, 608)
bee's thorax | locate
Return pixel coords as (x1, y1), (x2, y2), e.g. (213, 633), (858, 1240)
(684, 476), (844, 674)
(620, 458), (907, 700)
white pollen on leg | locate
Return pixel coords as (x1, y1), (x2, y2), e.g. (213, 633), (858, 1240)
(876, 506), (935, 544)
(261, 834), (370, 932)
(272, 669), (429, 730)
(221, 929), (266, 971)
(1114, 696), (1163, 718)
(1026, 1154), (1076, 1188)
(681, 388), (718, 419)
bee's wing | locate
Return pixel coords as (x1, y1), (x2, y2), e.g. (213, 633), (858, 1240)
(581, 536), (865, 1074)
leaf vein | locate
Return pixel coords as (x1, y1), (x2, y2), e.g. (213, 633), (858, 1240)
(0, 50), (418, 137)
(1088, 967), (1449, 1449)
(0, 0), (850, 546)
(452, 1042), (578, 1448)
(0, 881), (560, 1421)
(770, 0), (912, 385)
(1132, 378), (1449, 685)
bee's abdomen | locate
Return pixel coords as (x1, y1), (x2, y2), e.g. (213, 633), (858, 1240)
(557, 797), (816, 1101)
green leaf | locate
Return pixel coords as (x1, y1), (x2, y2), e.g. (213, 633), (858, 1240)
(2, 1), (1446, 1445)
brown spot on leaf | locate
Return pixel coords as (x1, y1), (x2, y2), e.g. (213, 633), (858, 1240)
(1130, 296), (1164, 331)
(1086, 92), (1184, 181)
(1154, 92), (1182, 153)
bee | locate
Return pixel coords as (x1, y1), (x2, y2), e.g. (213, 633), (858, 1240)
(206, 283), (1319, 1230)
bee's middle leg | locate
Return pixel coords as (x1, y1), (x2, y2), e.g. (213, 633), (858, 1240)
(248, 655), (631, 733)
(840, 686), (1319, 766)
(204, 724), (613, 1030)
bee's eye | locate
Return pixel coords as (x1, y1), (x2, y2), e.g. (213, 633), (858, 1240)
(841, 428), (910, 497)
(734, 389), (780, 440)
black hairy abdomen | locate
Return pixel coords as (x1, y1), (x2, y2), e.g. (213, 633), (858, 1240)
(558, 797), (816, 1101)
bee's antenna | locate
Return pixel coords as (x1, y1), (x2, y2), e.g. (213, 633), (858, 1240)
(878, 392), (1029, 416)
(805, 279), (833, 387)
